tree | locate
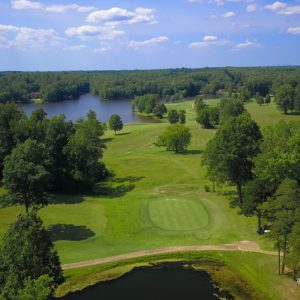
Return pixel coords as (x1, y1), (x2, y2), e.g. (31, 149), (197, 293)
(286, 216), (300, 280)
(167, 109), (179, 124)
(45, 115), (75, 192)
(178, 110), (186, 124)
(294, 85), (300, 112)
(264, 94), (271, 105)
(202, 113), (262, 205)
(275, 84), (295, 114)
(0, 212), (63, 299)
(155, 124), (191, 153)
(0, 103), (23, 177)
(15, 275), (53, 300)
(196, 108), (212, 128)
(3, 139), (52, 212)
(260, 179), (300, 274)
(194, 95), (207, 114)
(64, 112), (106, 190)
(242, 178), (272, 233)
(255, 93), (264, 106)
(219, 98), (245, 122)
(109, 114), (123, 135)
(153, 103), (167, 118)
(254, 121), (300, 187)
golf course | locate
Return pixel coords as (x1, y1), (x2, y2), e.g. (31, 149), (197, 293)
(0, 99), (300, 299)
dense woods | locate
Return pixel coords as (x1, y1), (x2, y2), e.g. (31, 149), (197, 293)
(1, 67), (300, 105)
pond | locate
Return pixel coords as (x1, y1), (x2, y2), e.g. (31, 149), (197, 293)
(20, 94), (159, 124)
(60, 263), (230, 300)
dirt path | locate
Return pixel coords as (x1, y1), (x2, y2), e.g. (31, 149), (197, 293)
(63, 241), (276, 270)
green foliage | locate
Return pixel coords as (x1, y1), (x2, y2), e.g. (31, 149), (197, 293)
(64, 112), (106, 190)
(260, 179), (300, 274)
(167, 109), (179, 124)
(203, 113), (262, 205)
(0, 213), (63, 299)
(275, 84), (295, 114)
(264, 94), (271, 105)
(155, 124), (191, 153)
(16, 275), (53, 300)
(255, 93), (264, 106)
(219, 98), (245, 121)
(0, 103), (23, 176)
(196, 107), (220, 128)
(109, 114), (123, 134)
(194, 95), (207, 114)
(178, 110), (186, 124)
(153, 103), (167, 118)
(254, 121), (300, 187)
(3, 139), (52, 212)
(131, 94), (160, 114)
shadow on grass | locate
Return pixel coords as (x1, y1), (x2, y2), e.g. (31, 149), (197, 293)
(49, 194), (85, 205)
(93, 182), (136, 198)
(115, 132), (131, 136)
(183, 149), (204, 155)
(101, 138), (114, 144)
(48, 224), (95, 241)
(113, 176), (145, 183)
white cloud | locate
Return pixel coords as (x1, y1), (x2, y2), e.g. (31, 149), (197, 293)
(189, 35), (229, 48)
(246, 4), (257, 13)
(11, 0), (96, 13)
(203, 35), (218, 41)
(86, 7), (156, 25)
(287, 26), (300, 34)
(63, 44), (86, 51)
(188, 0), (241, 5)
(265, 1), (300, 15)
(0, 24), (63, 49)
(223, 11), (236, 18)
(128, 36), (168, 49)
(65, 25), (125, 41)
(92, 46), (111, 53)
(11, 0), (43, 10)
(235, 40), (261, 49)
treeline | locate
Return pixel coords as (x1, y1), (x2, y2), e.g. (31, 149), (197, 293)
(1, 67), (300, 103)
(0, 104), (107, 202)
(201, 99), (300, 278)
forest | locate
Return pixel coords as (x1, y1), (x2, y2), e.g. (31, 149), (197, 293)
(1, 67), (300, 104)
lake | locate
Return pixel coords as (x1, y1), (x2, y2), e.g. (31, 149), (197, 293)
(20, 94), (159, 124)
(60, 264), (230, 300)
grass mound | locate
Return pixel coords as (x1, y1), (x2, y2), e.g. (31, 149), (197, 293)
(148, 199), (209, 231)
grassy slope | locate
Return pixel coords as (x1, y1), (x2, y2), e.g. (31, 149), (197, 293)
(0, 100), (297, 264)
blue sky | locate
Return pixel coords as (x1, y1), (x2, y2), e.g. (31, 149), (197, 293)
(0, 0), (299, 70)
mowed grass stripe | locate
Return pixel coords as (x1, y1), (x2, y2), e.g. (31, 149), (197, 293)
(149, 199), (209, 231)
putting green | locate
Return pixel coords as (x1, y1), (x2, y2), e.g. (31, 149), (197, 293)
(148, 199), (209, 231)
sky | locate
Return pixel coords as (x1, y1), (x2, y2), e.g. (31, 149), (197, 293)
(0, 0), (299, 70)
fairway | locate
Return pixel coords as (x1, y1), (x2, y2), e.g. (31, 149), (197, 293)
(0, 100), (297, 264)
(149, 199), (209, 231)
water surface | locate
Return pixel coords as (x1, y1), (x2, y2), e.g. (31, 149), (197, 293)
(60, 264), (227, 300)
(20, 94), (159, 124)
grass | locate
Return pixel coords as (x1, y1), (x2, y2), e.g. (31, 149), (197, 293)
(1, 100), (295, 263)
(1, 98), (300, 297)
(56, 251), (300, 300)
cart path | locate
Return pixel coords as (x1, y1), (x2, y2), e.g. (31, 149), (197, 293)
(63, 241), (276, 270)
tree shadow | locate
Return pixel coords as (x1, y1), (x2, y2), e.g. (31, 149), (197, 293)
(115, 132), (131, 136)
(93, 182), (136, 198)
(101, 138), (114, 144)
(48, 224), (95, 241)
(182, 149), (204, 155)
(113, 176), (145, 183)
(48, 194), (85, 205)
